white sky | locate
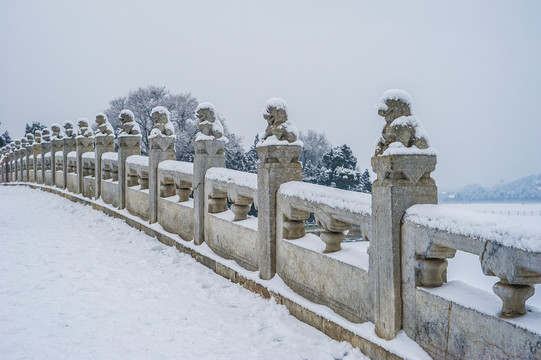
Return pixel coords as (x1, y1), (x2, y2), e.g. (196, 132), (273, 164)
(1, 0), (540, 189)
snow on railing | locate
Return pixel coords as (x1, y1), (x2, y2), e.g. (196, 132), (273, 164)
(404, 204), (541, 318)
(101, 152), (118, 181)
(277, 181), (371, 253)
(205, 168), (257, 221)
(126, 155), (149, 190)
(158, 160), (194, 201)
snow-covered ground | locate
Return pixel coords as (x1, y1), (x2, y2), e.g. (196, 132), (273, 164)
(0, 186), (368, 360)
(442, 202), (541, 217)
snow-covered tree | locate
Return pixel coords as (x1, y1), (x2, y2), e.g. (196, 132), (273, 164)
(0, 122), (11, 147)
(299, 129), (331, 166)
(24, 122), (46, 136)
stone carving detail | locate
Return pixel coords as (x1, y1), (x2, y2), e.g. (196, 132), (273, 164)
(77, 119), (93, 138)
(260, 98), (298, 144)
(14, 139), (21, 150)
(41, 128), (51, 142)
(119, 110), (141, 136)
(195, 103), (225, 140)
(150, 106), (174, 138)
(375, 89), (430, 156)
(26, 133), (34, 146)
(50, 123), (63, 140)
(34, 130), (42, 144)
(63, 121), (76, 138)
(95, 113), (114, 136)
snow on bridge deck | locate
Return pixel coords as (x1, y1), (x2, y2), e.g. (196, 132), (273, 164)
(0, 186), (367, 360)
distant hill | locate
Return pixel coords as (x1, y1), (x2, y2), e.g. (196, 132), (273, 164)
(439, 174), (541, 202)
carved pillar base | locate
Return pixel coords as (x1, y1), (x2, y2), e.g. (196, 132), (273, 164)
(257, 144), (302, 280)
(33, 144), (41, 184)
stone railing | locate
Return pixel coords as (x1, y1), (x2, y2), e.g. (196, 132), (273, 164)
(1, 96), (539, 360)
(101, 152), (119, 207)
(401, 205), (541, 358)
(205, 168), (258, 270)
(157, 159), (194, 240)
(125, 155), (150, 221)
(276, 181), (372, 323)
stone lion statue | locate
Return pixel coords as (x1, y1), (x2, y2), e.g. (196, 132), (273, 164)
(50, 123), (63, 140)
(95, 113), (114, 136)
(150, 106), (174, 137)
(63, 121), (76, 138)
(195, 103), (224, 139)
(25, 133), (34, 146)
(261, 98), (298, 143)
(41, 128), (51, 142)
(77, 118), (93, 138)
(34, 130), (42, 144)
(119, 110), (141, 136)
(14, 139), (21, 150)
(375, 90), (429, 156)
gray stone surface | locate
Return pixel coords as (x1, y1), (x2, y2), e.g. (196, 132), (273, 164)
(94, 115), (115, 200)
(257, 144), (302, 279)
(148, 136), (175, 224)
(371, 154), (437, 340)
(157, 197), (194, 241)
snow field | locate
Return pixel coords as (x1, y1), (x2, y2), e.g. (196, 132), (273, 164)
(0, 186), (367, 360)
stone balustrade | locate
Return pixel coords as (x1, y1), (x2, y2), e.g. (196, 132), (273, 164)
(402, 206), (541, 358)
(1, 94), (539, 360)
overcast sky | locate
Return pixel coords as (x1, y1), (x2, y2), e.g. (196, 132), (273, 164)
(1, 0), (540, 189)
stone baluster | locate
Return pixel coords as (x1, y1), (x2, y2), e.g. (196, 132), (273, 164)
(315, 211), (351, 253)
(117, 110), (141, 210)
(481, 242), (541, 317)
(176, 180), (192, 202)
(256, 98), (303, 280)
(148, 106), (176, 224)
(13, 140), (21, 182)
(281, 205), (310, 240)
(370, 89), (437, 340)
(50, 124), (63, 187)
(137, 168), (149, 190)
(159, 176), (176, 198)
(415, 244), (456, 288)
(193, 103), (226, 245)
(228, 189), (254, 221)
(20, 138), (27, 181)
(126, 168), (139, 188)
(94, 113), (115, 200)
(207, 187), (227, 214)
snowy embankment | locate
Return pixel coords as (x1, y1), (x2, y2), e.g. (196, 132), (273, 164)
(0, 186), (367, 360)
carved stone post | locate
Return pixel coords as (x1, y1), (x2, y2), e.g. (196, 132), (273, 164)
(75, 119), (94, 194)
(33, 130), (42, 184)
(50, 124), (64, 187)
(62, 122), (76, 189)
(256, 98), (302, 280)
(40, 129), (52, 185)
(13, 140), (21, 182)
(148, 107), (176, 224)
(94, 113), (115, 200)
(25, 134), (34, 182)
(193, 103), (226, 245)
(20, 139), (27, 181)
(117, 110), (141, 210)
(370, 90), (437, 340)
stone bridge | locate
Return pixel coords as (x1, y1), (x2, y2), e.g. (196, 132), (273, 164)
(1, 92), (540, 359)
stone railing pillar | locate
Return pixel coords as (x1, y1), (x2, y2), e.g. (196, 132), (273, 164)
(25, 141), (33, 182)
(148, 136), (175, 223)
(76, 137), (94, 194)
(257, 144), (302, 279)
(40, 140), (51, 185)
(63, 137), (76, 189)
(51, 138), (63, 186)
(371, 154), (437, 339)
(33, 142), (42, 184)
(193, 139), (225, 245)
(94, 134), (115, 199)
(118, 135), (141, 209)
